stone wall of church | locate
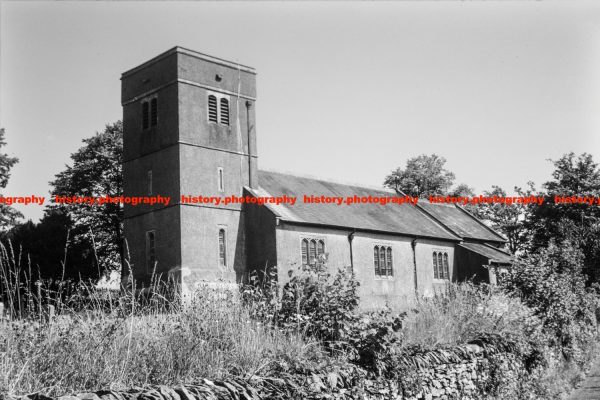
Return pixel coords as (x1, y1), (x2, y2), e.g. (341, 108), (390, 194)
(273, 223), (458, 309)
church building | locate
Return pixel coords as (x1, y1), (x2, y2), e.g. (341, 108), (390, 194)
(121, 47), (512, 308)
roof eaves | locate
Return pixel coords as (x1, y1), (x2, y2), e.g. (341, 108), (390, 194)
(279, 219), (462, 242)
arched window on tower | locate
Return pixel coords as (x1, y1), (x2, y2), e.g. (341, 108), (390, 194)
(142, 101), (150, 130)
(218, 229), (227, 267)
(208, 95), (218, 123)
(220, 98), (230, 126)
(150, 98), (158, 127)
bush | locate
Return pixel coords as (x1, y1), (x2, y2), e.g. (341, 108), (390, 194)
(502, 240), (600, 363)
(243, 262), (361, 351)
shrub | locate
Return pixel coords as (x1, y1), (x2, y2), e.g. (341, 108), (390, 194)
(502, 240), (600, 363)
(243, 262), (361, 351)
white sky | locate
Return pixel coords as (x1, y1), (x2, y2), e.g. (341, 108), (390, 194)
(2, 1), (600, 222)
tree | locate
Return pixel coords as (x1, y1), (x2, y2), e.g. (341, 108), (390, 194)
(384, 154), (472, 199)
(49, 122), (123, 278)
(477, 184), (534, 254)
(0, 128), (22, 229)
(526, 153), (600, 282)
(5, 208), (98, 282)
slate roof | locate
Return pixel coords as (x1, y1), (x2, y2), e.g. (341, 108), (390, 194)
(416, 202), (506, 243)
(254, 170), (460, 241)
(459, 242), (513, 265)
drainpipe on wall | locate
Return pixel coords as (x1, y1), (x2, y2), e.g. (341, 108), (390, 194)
(245, 100), (254, 188)
(411, 238), (419, 294)
(347, 229), (356, 274)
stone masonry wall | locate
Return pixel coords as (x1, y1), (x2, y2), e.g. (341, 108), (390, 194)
(11, 344), (524, 400)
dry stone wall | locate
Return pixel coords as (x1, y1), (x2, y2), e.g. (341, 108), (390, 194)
(10, 344), (524, 400)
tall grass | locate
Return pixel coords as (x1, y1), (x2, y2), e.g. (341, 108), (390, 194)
(401, 283), (540, 347)
(0, 242), (320, 397)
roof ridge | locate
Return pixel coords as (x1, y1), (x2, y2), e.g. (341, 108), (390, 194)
(258, 168), (397, 194)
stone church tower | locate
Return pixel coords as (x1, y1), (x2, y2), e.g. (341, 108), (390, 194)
(121, 47), (257, 287)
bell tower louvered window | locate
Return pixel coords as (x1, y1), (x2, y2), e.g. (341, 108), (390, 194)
(220, 98), (230, 125)
(150, 98), (158, 127)
(208, 95), (218, 123)
(374, 245), (393, 278)
(218, 228), (227, 267)
(142, 101), (150, 130)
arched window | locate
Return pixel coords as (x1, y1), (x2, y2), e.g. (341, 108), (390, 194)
(309, 239), (317, 265)
(220, 98), (230, 126)
(150, 98), (158, 127)
(208, 95), (218, 123)
(217, 167), (224, 192)
(146, 230), (156, 271)
(437, 252), (443, 279)
(386, 247), (393, 276)
(142, 101), (150, 130)
(218, 229), (226, 267)
(374, 245), (380, 276)
(433, 251), (439, 279)
(301, 239), (309, 265)
(374, 245), (393, 278)
(443, 253), (450, 280)
(317, 240), (325, 259)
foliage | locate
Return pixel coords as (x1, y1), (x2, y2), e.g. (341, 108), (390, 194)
(475, 184), (536, 254)
(278, 263), (360, 348)
(49, 122), (123, 277)
(0, 128), (22, 229)
(1, 278), (317, 396)
(502, 240), (600, 362)
(526, 152), (600, 282)
(3, 210), (98, 283)
(243, 262), (361, 352)
(384, 154), (470, 198)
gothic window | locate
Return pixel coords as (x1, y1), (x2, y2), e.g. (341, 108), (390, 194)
(443, 253), (450, 280)
(208, 95), (218, 123)
(386, 247), (393, 277)
(218, 229), (227, 267)
(433, 251), (450, 280)
(374, 245), (393, 278)
(146, 230), (156, 272)
(374, 246), (380, 276)
(301, 239), (309, 265)
(301, 238), (325, 266)
(220, 98), (230, 126)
